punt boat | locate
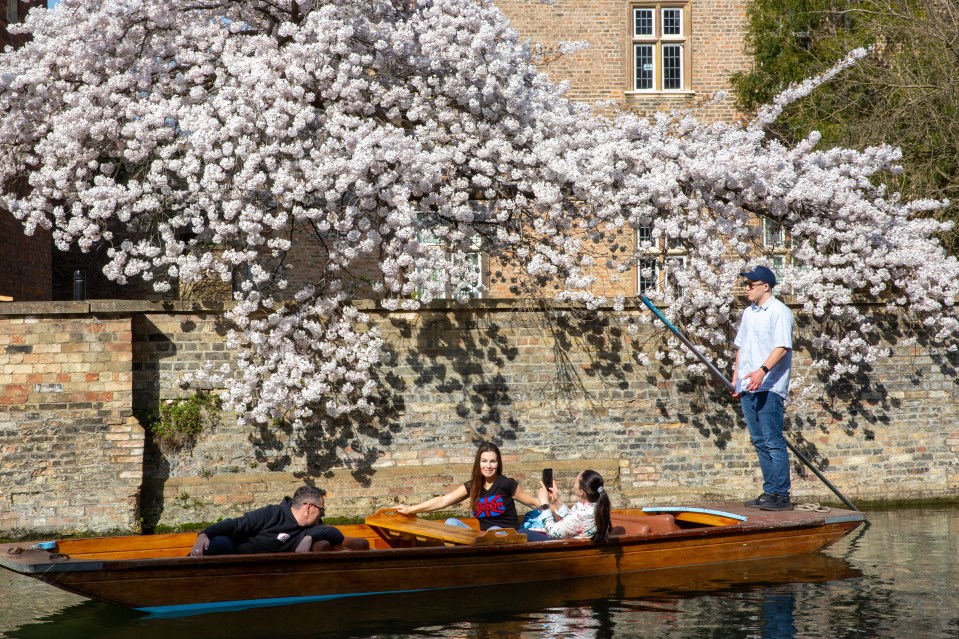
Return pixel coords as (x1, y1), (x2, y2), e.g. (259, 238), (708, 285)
(0, 503), (865, 617)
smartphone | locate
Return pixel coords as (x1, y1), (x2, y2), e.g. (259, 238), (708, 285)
(542, 468), (553, 491)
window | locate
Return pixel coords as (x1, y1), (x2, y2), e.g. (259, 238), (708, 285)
(762, 218), (792, 292)
(7, 0), (19, 24)
(763, 218), (785, 249)
(663, 255), (686, 295)
(631, 4), (689, 92)
(638, 257), (658, 294)
(635, 226), (687, 295)
(415, 227), (485, 301)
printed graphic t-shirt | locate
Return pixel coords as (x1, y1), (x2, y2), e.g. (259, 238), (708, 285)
(463, 475), (520, 530)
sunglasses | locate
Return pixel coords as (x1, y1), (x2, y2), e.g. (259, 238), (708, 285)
(743, 281), (765, 290)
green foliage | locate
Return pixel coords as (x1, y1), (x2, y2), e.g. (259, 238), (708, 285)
(141, 391), (222, 452)
(732, 0), (872, 112)
(732, 0), (959, 253)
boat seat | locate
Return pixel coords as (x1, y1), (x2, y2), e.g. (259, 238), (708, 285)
(609, 513), (679, 536)
(610, 524), (651, 536)
(365, 509), (527, 546)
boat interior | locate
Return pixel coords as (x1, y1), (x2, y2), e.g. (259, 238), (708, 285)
(38, 507), (743, 561)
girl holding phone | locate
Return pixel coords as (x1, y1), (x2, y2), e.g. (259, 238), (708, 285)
(537, 469), (612, 542)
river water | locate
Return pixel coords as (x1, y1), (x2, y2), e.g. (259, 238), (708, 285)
(1, 506), (956, 639)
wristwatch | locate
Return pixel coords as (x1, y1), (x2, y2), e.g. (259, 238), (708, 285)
(541, 503), (550, 511)
(760, 365), (770, 373)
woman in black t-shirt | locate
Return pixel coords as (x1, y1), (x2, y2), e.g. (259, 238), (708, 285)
(395, 443), (548, 540)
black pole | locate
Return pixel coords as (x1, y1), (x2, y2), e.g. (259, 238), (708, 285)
(73, 269), (86, 301)
(639, 295), (859, 511)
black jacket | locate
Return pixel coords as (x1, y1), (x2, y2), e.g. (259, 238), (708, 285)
(202, 497), (325, 553)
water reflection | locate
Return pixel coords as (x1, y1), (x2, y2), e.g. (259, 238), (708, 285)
(2, 508), (957, 639)
(2, 553), (859, 639)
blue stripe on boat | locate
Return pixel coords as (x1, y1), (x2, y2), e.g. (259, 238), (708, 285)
(642, 507), (748, 521)
(139, 588), (430, 618)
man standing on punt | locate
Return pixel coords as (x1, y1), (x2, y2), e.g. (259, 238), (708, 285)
(732, 265), (795, 512)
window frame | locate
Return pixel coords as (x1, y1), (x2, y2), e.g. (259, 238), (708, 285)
(629, 3), (691, 94)
(414, 218), (487, 301)
(635, 226), (687, 296)
(763, 218), (786, 249)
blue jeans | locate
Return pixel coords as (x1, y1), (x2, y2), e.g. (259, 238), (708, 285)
(741, 391), (790, 497)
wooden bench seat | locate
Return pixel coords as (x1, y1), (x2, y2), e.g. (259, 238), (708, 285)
(365, 509), (527, 546)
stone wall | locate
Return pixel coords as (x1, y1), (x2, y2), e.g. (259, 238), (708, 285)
(0, 306), (142, 535)
(1, 300), (957, 536)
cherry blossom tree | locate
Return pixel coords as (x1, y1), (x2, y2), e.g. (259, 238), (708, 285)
(2, 0), (956, 434)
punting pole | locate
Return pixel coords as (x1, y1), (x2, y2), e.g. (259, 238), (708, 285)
(639, 295), (859, 512)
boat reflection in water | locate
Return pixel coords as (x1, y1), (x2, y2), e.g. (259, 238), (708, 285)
(7, 553), (860, 639)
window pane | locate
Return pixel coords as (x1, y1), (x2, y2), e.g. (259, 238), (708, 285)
(415, 251), (484, 300)
(771, 256), (786, 279)
(454, 251), (484, 299)
(634, 8), (654, 36)
(638, 258), (658, 294)
(763, 219), (785, 248)
(637, 226), (654, 245)
(635, 45), (654, 90)
(662, 8), (682, 35)
(663, 44), (682, 90)
(665, 256), (686, 295)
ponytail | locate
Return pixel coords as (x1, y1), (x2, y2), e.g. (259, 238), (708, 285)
(579, 469), (612, 544)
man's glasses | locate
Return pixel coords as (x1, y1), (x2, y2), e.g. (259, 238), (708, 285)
(305, 503), (326, 513)
(743, 281), (765, 290)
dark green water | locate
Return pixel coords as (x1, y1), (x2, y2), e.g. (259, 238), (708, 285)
(1, 507), (956, 638)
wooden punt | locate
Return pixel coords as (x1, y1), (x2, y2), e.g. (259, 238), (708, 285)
(0, 503), (865, 617)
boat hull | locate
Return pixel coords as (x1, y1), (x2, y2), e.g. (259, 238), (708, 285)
(0, 503), (865, 615)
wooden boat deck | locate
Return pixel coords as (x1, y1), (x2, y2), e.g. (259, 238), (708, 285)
(677, 502), (863, 527)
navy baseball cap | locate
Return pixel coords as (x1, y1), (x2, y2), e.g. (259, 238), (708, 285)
(740, 265), (777, 287)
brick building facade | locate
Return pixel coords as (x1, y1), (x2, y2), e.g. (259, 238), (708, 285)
(497, 0), (748, 121)
(0, 0), (751, 303)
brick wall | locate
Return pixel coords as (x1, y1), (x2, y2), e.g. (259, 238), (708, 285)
(0, 306), (142, 535)
(2, 300), (957, 535)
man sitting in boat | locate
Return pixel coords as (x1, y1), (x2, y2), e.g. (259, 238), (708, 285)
(394, 442), (550, 541)
(190, 485), (369, 555)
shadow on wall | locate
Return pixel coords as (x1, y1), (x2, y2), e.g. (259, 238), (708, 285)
(136, 312), (230, 531)
(134, 302), (957, 520)
(670, 307), (959, 480)
(248, 366), (406, 487)
(249, 305), (650, 481)
(397, 311), (523, 443)
(134, 316), (176, 532)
